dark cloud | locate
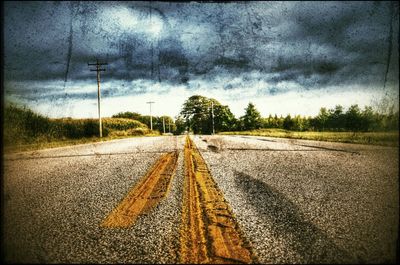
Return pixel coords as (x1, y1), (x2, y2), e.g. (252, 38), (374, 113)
(3, 1), (399, 100)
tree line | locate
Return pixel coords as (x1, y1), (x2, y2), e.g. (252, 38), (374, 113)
(174, 95), (399, 134)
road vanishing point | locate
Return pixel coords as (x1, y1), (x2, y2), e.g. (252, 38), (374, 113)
(3, 135), (398, 263)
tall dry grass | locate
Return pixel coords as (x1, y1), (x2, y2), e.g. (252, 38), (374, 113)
(3, 105), (152, 148)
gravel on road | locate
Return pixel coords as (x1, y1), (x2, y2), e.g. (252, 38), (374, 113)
(193, 135), (398, 264)
(3, 134), (398, 263)
(3, 136), (185, 263)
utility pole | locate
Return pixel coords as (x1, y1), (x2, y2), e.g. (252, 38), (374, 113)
(163, 117), (166, 134)
(211, 101), (215, 135)
(146, 101), (155, 130)
(88, 59), (108, 138)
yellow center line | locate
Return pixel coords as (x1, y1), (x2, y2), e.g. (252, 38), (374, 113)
(101, 151), (178, 228)
(180, 136), (257, 264)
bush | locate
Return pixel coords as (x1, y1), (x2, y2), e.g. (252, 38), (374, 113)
(109, 127), (152, 137)
(102, 118), (147, 131)
(50, 118), (108, 138)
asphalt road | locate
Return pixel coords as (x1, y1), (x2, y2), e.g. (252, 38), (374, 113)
(2, 135), (398, 263)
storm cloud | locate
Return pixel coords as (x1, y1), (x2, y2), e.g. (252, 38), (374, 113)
(3, 1), (399, 118)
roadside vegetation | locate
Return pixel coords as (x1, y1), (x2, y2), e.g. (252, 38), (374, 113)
(175, 95), (399, 146)
(3, 94), (399, 152)
(3, 104), (157, 153)
(112, 112), (176, 133)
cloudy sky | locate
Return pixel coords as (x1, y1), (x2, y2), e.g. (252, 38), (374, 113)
(4, 1), (399, 118)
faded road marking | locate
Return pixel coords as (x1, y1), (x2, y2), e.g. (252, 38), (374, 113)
(101, 151), (178, 228)
(180, 136), (257, 264)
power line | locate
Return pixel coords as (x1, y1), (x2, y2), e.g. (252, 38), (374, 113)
(88, 59), (108, 138)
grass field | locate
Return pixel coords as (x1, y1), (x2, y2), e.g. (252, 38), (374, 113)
(219, 129), (399, 147)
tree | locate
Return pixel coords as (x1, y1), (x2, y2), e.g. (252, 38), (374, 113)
(212, 101), (237, 132)
(112, 111), (142, 121)
(327, 105), (344, 131)
(160, 116), (176, 133)
(151, 116), (175, 133)
(276, 115), (284, 128)
(112, 111), (176, 133)
(283, 114), (294, 130)
(361, 106), (375, 131)
(345, 104), (362, 131)
(381, 105), (399, 131)
(180, 95), (212, 134)
(174, 116), (187, 135)
(180, 95), (236, 134)
(316, 107), (329, 131)
(292, 115), (306, 131)
(241, 102), (262, 130)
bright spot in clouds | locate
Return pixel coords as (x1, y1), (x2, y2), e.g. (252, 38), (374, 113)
(147, 18), (163, 38)
(106, 7), (163, 39)
(113, 7), (138, 29)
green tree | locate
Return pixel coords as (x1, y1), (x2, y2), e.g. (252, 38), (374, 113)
(112, 111), (176, 133)
(261, 116), (271, 128)
(345, 104), (362, 131)
(283, 114), (294, 130)
(327, 105), (344, 131)
(382, 105), (399, 131)
(180, 95), (236, 134)
(291, 115), (307, 131)
(112, 111), (142, 121)
(276, 115), (284, 128)
(150, 116), (175, 133)
(316, 107), (329, 131)
(241, 102), (262, 130)
(212, 101), (237, 132)
(159, 116), (176, 133)
(303, 116), (312, 131)
(174, 116), (187, 135)
(180, 95), (212, 134)
(361, 106), (375, 131)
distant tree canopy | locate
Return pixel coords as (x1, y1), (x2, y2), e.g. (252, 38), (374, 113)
(240, 102), (262, 130)
(114, 97), (399, 134)
(178, 95), (236, 134)
(310, 104), (399, 132)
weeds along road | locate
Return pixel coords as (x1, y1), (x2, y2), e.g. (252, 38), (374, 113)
(3, 135), (398, 263)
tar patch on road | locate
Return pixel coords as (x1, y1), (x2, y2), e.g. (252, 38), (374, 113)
(101, 151), (178, 228)
(180, 136), (257, 264)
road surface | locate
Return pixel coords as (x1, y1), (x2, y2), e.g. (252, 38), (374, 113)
(3, 135), (398, 263)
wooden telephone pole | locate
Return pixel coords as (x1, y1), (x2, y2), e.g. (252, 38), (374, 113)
(211, 101), (215, 135)
(146, 101), (155, 130)
(88, 59), (108, 137)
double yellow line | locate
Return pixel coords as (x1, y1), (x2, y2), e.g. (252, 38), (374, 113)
(180, 136), (257, 264)
(100, 136), (257, 263)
